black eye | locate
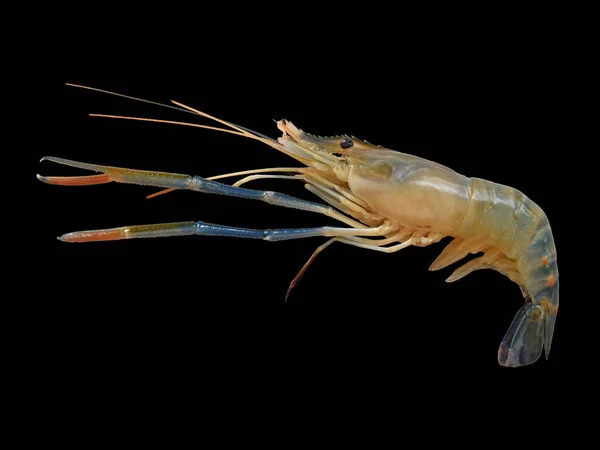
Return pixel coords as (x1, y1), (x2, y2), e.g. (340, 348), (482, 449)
(340, 138), (354, 149)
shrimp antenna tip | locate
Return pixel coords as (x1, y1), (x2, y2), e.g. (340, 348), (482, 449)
(65, 83), (87, 89)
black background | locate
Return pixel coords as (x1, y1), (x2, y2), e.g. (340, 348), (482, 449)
(33, 19), (576, 389)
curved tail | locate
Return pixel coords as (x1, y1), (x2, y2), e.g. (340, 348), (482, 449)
(499, 221), (559, 367)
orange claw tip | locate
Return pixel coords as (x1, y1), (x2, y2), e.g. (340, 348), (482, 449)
(58, 228), (127, 243)
(36, 173), (112, 186)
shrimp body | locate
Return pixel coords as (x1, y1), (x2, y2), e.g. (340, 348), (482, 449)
(338, 145), (559, 367)
(39, 84), (558, 367)
(346, 147), (472, 233)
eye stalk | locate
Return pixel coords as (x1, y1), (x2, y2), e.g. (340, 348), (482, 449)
(340, 138), (354, 149)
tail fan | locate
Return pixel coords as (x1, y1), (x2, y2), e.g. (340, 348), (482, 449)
(498, 302), (546, 367)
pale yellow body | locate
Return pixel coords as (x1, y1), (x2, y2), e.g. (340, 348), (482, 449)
(347, 148), (471, 233)
(344, 146), (552, 287)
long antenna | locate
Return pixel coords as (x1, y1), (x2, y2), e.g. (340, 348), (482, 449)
(65, 83), (274, 140)
(66, 83), (197, 116)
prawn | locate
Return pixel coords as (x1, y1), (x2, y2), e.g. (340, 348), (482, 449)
(38, 84), (559, 367)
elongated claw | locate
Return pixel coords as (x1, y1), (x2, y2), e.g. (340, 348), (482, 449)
(38, 156), (191, 188)
(37, 156), (365, 228)
(55, 221), (385, 244)
(59, 222), (198, 242)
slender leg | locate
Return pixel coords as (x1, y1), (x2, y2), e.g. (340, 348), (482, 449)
(230, 171), (380, 224)
(38, 157), (363, 228)
(285, 234), (411, 299)
(337, 237), (414, 253)
(58, 221), (387, 243)
(305, 184), (374, 222)
(303, 171), (372, 209)
(232, 174), (303, 187)
(288, 234), (434, 281)
(338, 233), (445, 252)
(286, 238), (338, 300)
